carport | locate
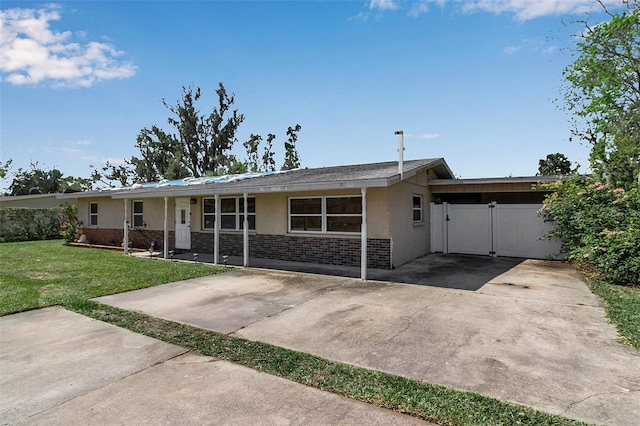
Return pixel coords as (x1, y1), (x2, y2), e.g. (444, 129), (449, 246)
(428, 176), (562, 259)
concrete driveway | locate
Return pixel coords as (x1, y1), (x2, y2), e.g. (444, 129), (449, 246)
(0, 307), (430, 425)
(93, 257), (640, 426)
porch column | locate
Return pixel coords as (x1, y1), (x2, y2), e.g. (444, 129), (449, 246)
(163, 197), (168, 259)
(361, 187), (367, 280)
(123, 199), (129, 255)
(214, 194), (220, 265)
(243, 192), (249, 267)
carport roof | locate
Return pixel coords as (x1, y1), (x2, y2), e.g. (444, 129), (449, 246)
(60, 158), (453, 199)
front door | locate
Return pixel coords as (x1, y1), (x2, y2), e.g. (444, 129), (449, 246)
(175, 198), (191, 250)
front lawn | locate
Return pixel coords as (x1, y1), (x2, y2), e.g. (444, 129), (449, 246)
(0, 240), (224, 316)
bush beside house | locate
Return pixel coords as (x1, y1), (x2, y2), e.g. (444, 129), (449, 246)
(540, 177), (640, 286)
(0, 207), (63, 242)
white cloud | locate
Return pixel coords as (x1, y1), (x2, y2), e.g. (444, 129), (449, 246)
(408, 2), (431, 18)
(358, 0), (624, 21)
(368, 0), (398, 11)
(420, 133), (441, 139)
(503, 45), (522, 55)
(459, 0), (623, 21)
(0, 4), (137, 88)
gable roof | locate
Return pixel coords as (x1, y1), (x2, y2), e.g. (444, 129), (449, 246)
(60, 158), (453, 199)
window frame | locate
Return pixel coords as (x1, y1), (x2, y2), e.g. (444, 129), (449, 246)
(132, 200), (144, 228)
(89, 202), (98, 227)
(412, 194), (424, 224)
(288, 196), (362, 235)
(201, 196), (256, 231)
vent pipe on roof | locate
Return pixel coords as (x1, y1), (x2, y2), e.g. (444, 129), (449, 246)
(395, 130), (404, 180)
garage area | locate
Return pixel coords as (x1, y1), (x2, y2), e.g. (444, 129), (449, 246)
(429, 176), (562, 259)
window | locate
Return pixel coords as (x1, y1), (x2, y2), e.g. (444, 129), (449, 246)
(290, 198), (322, 232)
(203, 198), (215, 229)
(326, 197), (362, 233)
(89, 202), (98, 226)
(133, 200), (144, 228)
(289, 196), (362, 234)
(202, 197), (255, 231)
(412, 195), (423, 223)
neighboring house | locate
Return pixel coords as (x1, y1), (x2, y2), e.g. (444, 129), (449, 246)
(57, 159), (561, 279)
(0, 193), (77, 208)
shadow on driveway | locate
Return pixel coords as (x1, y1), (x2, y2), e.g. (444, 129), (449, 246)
(171, 252), (523, 291)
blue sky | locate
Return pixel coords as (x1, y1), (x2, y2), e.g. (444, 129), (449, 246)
(0, 0), (622, 190)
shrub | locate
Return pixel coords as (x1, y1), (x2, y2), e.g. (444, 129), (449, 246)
(0, 207), (63, 242)
(540, 177), (640, 285)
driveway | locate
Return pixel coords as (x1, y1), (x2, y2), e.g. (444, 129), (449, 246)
(0, 307), (431, 425)
(93, 257), (640, 426)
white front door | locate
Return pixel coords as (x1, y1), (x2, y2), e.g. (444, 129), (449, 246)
(175, 198), (191, 250)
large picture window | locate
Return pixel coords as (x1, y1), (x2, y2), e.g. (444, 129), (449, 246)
(289, 196), (362, 234)
(202, 197), (255, 231)
(89, 202), (98, 226)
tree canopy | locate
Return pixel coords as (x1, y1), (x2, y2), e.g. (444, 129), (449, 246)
(94, 83), (302, 186)
(562, 1), (640, 187)
(6, 163), (92, 196)
(537, 153), (576, 175)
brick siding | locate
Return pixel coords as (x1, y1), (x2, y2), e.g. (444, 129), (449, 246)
(79, 228), (174, 251)
(193, 232), (391, 269)
(79, 228), (391, 269)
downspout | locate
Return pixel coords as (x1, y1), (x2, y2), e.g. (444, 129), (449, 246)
(123, 199), (129, 255)
(214, 194), (220, 265)
(163, 197), (168, 259)
(361, 187), (367, 280)
(243, 192), (249, 267)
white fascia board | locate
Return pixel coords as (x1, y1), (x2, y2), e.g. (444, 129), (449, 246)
(429, 176), (560, 186)
(109, 178), (391, 199)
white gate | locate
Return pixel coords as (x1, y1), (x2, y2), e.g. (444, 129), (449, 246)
(430, 202), (560, 259)
(175, 198), (191, 250)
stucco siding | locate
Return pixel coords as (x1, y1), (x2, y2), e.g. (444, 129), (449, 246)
(389, 171), (430, 267)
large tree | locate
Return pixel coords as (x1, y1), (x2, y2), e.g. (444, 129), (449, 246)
(8, 163), (92, 195)
(537, 153), (576, 175)
(95, 83), (302, 186)
(563, 1), (640, 187)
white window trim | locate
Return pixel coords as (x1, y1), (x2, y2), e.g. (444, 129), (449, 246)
(132, 200), (144, 228)
(288, 196), (362, 235)
(412, 194), (424, 224)
(89, 202), (98, 227)
(202, 196), (255, 231)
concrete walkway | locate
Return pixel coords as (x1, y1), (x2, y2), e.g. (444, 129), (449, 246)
(0, 307), (432, 425)
(94, 258), (640, 426)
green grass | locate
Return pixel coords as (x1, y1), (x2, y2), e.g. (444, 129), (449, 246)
(0, 240), (225, 315)
(66, 299), (590, 426)
(0, 240), (594, 425)
(586, 277), (640, 351)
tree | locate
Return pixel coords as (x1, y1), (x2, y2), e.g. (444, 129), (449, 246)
(93, 83), (303, 186)
(282, 124), (302, 170)
(562, 2), (640, 187)
(0, 159), (12, 179)
(537, 153), (575, 175)
(7, 163), (92, 195)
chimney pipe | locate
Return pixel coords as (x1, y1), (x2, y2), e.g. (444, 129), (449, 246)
(395, 130), (404, 180)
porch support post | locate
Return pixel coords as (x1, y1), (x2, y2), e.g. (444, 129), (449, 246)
(243, 192), (249, 267)
(214, 194), (220, 265)
(163, 197), (168, 259)
(123, 199), (129, 255)
(361, 187), (367, 280)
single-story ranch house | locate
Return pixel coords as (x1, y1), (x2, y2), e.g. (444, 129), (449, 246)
(49, 158), (561, 279)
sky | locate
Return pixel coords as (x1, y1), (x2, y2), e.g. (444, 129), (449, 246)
(0, 0), (624, 191)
